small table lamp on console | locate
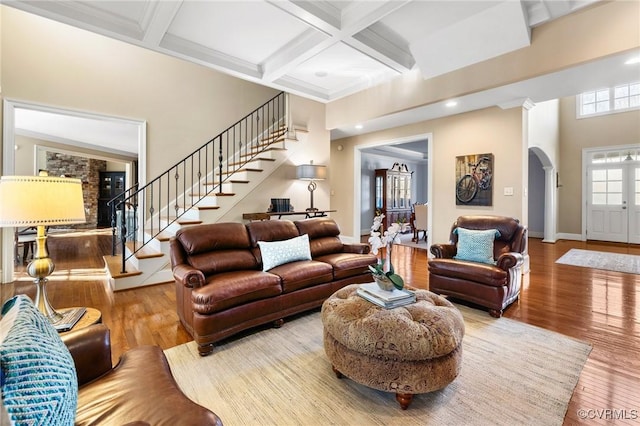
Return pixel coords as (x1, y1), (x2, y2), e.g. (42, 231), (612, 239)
(296, 161), (327, 212)
(0, 174), (86, 326)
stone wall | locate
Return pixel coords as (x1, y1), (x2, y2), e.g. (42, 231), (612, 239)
(46, 153), (106, 228)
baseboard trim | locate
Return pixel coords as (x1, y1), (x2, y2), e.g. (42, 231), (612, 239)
(556, 233), (583, 241)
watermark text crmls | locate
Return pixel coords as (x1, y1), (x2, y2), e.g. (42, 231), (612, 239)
(577, 408), (639, 420)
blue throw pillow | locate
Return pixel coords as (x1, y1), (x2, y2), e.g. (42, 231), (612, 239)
(258, 234), (312, 271)
(0, 295), (78, 425)
(453, 227), (501, 265)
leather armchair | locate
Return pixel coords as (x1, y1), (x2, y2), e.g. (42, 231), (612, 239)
(428, 215), (527, 318)
(62, 324), (222, 425)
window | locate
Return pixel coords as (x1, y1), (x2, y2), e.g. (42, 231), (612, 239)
(578, 82), (640, 118)
(589, 148), (640, 164)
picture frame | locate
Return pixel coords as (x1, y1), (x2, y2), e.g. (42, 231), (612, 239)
(455, 153), (493, 206)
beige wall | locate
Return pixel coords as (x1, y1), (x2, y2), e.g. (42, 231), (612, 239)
(331, 106), (526, 244)
(558, 96), (640, 235)
(326, 1), (640, 130)
(1, 6), (279, 182)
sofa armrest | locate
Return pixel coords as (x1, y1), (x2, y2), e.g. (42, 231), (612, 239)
(61, 324), (112, 386)
(342, 243), (371, 254)
(173, 264), (206, 288)
(496, 252), (524, 271)
(430, 243), (457, 259)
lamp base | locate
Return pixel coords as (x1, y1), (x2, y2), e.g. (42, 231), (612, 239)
(34, 277), (63, 323)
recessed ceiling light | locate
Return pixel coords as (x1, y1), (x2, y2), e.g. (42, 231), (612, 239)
(625, 56), (640, 65)
(355, 124), (363, 130)
(445, 101), (458, 108)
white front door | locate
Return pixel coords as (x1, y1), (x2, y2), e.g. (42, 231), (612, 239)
(629, 165), (640, 244)
(587, 161), (640, 243)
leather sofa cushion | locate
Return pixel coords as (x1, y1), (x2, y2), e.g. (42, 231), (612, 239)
(76, 346), (220, 425)
(177, 222), (251, 254)
(189, 250), (259, 275)
(316, 252), (378, 280)
(454, 216), (520, 242)
(309, 236), (344, 257)
(247, 220), (299, 247)
(428, 258), (507, 287)
(294, 217), (340, 239)
(268, 260), (333, 293)
(193, 271), (282, 314)
(247, 220), (301, 265)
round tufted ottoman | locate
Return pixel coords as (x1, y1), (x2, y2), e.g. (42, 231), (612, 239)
(321, 284), (465, 409)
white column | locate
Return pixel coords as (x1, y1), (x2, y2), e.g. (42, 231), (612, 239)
(542, 166), (557, 243)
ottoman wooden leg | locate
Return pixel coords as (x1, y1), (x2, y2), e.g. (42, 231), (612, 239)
(332, 365), (343, 378)
(396, 393), (413, 410)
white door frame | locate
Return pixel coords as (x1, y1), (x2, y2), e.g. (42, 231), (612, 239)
(581, 144), (638, 242)
(352, 133), (433, 248)
(2, 99), (147, 283)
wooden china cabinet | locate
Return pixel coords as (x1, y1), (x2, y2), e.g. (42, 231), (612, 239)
(97, 171), (126, 228)
(374, 163), (413, 231)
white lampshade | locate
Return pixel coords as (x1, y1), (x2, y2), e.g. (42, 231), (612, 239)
(296, 164), (327, 180)
(0, 175), (86, 226)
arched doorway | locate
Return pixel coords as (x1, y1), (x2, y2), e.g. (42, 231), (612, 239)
(528, 147), (557, 243)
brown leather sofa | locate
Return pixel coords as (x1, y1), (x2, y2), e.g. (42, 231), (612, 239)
(428, 215), (527, 318)
(170, 217), (377, 356)
(61, 324), (222, 425)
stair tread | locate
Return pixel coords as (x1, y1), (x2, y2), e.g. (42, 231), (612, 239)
(229, 157), (276, 166)
(218, 168), (262, 176)
(189, 192), (235, 197)
(196, 205), (221, 210)
(103, 255), (143, 279)
(204, 180), (249, 185)
(175, 218), (202, 225)
(145, 229), (173, 242)
(240, 147), (286, 158)
(125, 242), (164, 259)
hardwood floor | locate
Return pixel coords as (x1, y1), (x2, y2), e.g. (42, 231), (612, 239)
(3, 230), (639, 425)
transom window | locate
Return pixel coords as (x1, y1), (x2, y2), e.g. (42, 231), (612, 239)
(589, 149), (640, 164)
(578, 82), (640, 118)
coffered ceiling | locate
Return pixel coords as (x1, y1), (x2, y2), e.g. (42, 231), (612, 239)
(4, 0), (599, 103)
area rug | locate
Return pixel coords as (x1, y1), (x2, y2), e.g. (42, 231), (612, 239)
(394, 233), (429, 251)
(556, 249), (640, 275)
(164, 305), (591, 426)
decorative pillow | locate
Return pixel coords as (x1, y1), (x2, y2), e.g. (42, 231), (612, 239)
(453, 227), (501, 265)
(0, 295), (78, 426)
(258, 234), (312, 271)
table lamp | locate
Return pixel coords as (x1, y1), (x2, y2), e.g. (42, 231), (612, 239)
(296, 161), (327, 212)
(0, 174), (86, 323)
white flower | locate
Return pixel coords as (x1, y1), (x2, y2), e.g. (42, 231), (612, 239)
(368, 214), (408, 257)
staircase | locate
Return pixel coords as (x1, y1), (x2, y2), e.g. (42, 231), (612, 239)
(103, 92), (304, 290)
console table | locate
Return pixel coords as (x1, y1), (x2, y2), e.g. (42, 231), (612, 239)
(243, 210), (336, 220)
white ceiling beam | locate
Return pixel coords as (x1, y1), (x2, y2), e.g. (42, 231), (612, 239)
(339, 0), (410, 37)
(261, 30), (332, 82)
(3, 0), (144, 40)
(141, 0), (183, 46)
(160, 34), (262, 79)
(348, 26), (414, 72)
(262, 0), (412, 82)
(266, 0), (339, 34)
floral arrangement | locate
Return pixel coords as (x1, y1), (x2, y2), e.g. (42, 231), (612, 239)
(367, 213), (409, 290)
